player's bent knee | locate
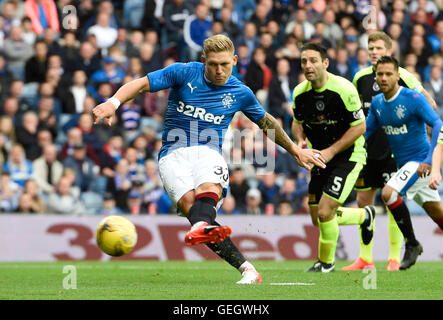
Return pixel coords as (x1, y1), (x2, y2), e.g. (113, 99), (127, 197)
(381, 186), (395, 204)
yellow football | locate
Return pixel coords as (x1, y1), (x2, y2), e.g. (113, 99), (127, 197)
(96, 215), (138, 257)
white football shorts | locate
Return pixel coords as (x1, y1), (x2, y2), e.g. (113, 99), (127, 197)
(158, 145), (229, 207)
(386, 161), (440, 206)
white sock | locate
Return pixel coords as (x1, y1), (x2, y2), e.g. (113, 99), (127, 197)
(238, 261), (255, 273)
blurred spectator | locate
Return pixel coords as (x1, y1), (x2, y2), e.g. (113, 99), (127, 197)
(90, 56), (125, 89)
(387, 22), (408, 54)
(233, 44), (250, 81)
(123, 146), (145, 180)
(329, 47), (353, 81)
(182, 3), (212, 62)
(249, 2), (271, 35)
(257, 172), (279, 210)
(59, 31), (80, 72)
(98, 192), (123, 215)
(407, 33), (434, 78)
(0, 171), (20, 212)
(140, 159), (164, 213)
(344, 35), (359, 67)
(276, 200), (293, 216)
(3, 25), (34, 81)
(275, 177), (299, 211)
(266, 20), (285, 49)
(3, 143), (34, 187)
(86, 12), (118, 52)
(15, 111), (39, 160)
(163, 0), (193, 56)
(107, 158), (132, 211)
(126, 30), (144, 58)
(62, 142), (99, 192)
(229, 167), (250, 210)
(322, 8), (343, 46)
(42, 28), (62, 56)
(61, 127), (100, 165)
(351, 47), (370, 77)
(0, 55), (14, 101)
(259, 32), (277, 71)
(311, 23), (333, 49)
(139, 42), (163, 74)
(35, 128), (53, 158)
(285, 8), (315, 40)
(0, 116), (14, 165)
(123, 0), (146, 30)
(127, 56), (144, 79)
(32, 143), (63, 194)
(244, 47), (272, 106)
(236, 22), (260, 58)
(2, 96), (20, 125)
(428, 20), (443, 52)
(127, 188), (142, 215)
(25, 40), (48, 83)
(75, 41), (101, 78)
(244, 188), (262, 215)
(77, 112), (103, 153)
(16, 179), (46, 213)
(37, 96), (58, 140)
(2, 1), (21, 37)
(24, 0), (59, 36)
(268, 58), (297, 131)
(98, 134), (124, 179)
(219, 6), (241, 41)
(46, 175), (85, 214)
(220, 194), (240, 214)
(424, 64), (443, 109)
(68, 70), (90, 114)
(9, 80), (32, 115)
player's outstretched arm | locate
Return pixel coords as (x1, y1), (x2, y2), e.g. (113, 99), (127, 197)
(92, 76), (150, 126)
(430, 142), (443, 190)
(256, 112), (326, 170)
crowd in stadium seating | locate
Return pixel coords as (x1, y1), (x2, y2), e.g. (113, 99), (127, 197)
(0, 0), (442, 215)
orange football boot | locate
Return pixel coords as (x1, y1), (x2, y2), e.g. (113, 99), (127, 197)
(387, 259), (400, 271)
(185, 222), (232, 246)
(342, 257), (375, 271)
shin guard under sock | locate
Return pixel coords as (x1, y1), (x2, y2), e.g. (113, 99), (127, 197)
(188, 192), (219, 226)
(387, 197), (419, 246)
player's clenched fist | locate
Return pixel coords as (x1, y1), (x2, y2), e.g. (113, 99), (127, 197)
(92, 101), (116, 126)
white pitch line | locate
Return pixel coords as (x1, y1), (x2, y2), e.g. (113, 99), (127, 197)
(269, 282), (315, 286)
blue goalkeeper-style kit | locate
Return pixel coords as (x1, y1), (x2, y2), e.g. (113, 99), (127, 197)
(147, 62), (266, 160)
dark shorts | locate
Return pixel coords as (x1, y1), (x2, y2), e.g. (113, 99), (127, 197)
(308, 160), (364, 206)
(354, 157), (398, 191)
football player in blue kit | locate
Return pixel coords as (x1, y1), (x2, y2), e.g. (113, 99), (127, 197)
(366, 56), (443, 270)
(92, 34), (326, 284)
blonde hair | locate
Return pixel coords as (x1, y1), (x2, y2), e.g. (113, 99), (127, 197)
(203, 34), (235, 58)
(368, 31), (392, 50)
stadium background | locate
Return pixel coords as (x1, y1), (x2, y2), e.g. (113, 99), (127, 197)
(0, 0), (442, 262)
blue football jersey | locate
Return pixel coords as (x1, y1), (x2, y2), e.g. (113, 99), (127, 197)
(147, 62), (266, 160)
(366, 86), (440, 168)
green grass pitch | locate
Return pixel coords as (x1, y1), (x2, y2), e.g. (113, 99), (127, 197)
(0, 260), (442, 300)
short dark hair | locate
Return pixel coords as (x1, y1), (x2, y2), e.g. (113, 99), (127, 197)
(375, 55), (399, 71)
(300, 42), (328, 60)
